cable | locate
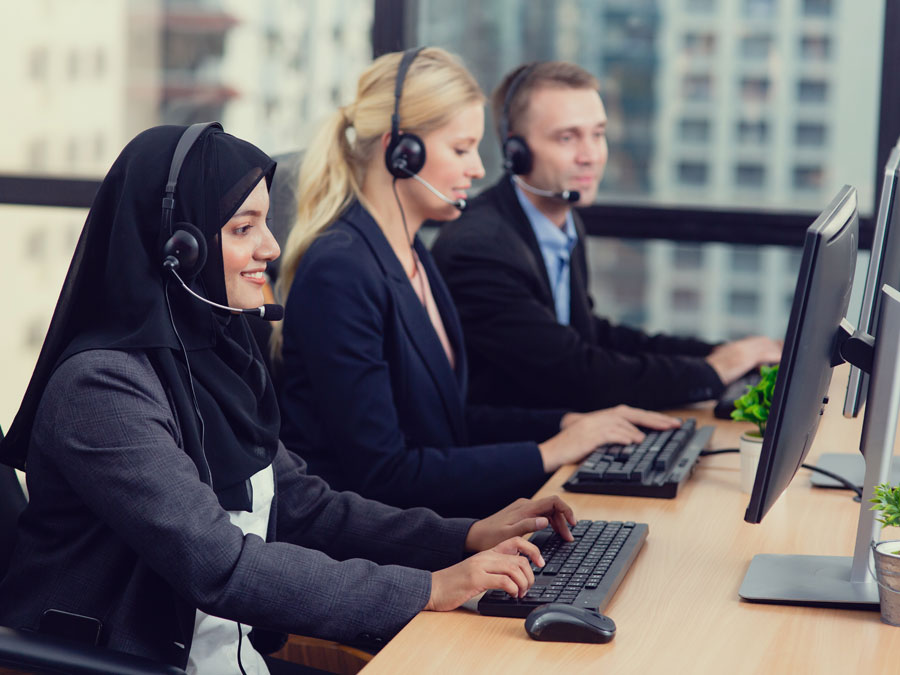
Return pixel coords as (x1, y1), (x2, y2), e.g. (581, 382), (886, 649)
(168, 282), (249, 673)
(236, 623), (248, 675)
(164, 280), (211, 484)
(698, 447), (862, 500)
(800, 463), (863, 500)
(391, 176), (427, 304)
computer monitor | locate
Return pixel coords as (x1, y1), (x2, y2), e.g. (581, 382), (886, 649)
(843, 136), (900, 418)
(744, 186), (858, 525)
(740, 185), (900, 607)
(805, 138), (900, 489)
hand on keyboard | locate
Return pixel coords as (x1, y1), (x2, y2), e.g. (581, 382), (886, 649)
(425, 536), (543, 611)
(466, 495), (577, 551)
(540, 405), (682, 473)
(706, 336), (782, 385)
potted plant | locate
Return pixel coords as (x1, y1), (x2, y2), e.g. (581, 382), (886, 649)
(869, 482), (900, 625)
(730, 364), (778, 493)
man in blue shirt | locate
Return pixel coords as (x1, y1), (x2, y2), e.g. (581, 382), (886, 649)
(432, 61), (781, 411)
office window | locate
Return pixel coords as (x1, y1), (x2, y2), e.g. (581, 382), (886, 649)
(797, 79), (828, 103)
(683, 74), (712, 101)
(741, 77), (770, 102)
(673, 244), (704, 268)
(672, 288), (701, 312)
(677, 161), (709, 186)
(729, 290), (760, 316)
(795, 122), (827, 147)
(679, 118), (711, 143)
(416, 0), (883, 214)
(802, 0), (832, 17)
(793, 165), (824, 190)
(731, 247), (761, 272)
(743, 0), (777, 19)
(740, 34), (772, 60)
(684, 32), (716, 57)
(800, 35), (831, 61)
(737, 119), (769, 144)
(735, 163), (765, 188)
(28, 46), (48, 80)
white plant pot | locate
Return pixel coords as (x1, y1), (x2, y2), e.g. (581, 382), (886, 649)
(739, 432), (763, 494)
(873, 540), (900, 626)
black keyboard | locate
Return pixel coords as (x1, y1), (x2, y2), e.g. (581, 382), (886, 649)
(713, 371), (762, 419)
(478, 520), (647, 618)
(563, 418), (712, 498)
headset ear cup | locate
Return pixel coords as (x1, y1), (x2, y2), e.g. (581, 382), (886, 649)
(386, 132), (427, 178)
(503, 135), (533, 175)
(162, 222), (207, 279)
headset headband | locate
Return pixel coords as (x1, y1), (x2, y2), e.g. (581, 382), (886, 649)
(161, 122), (223, 233)
(500, 63), (537, 141)
(391, 47), (425, 142)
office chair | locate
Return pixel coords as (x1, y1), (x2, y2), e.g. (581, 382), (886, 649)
(267, 149), (305, 285)
(246, 149), (303, 379)
(0, 424), (186, 675)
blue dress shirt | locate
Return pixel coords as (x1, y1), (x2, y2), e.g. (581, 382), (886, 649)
(513, 180), (578, 325)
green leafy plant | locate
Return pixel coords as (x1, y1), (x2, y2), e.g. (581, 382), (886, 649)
(730, 364), (779, 437)
(870, 483), (900, 529)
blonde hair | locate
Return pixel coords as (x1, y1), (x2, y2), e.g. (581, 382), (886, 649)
(272, 47), (484, 359)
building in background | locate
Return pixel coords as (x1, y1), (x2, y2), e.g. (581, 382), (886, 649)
(417, 0), (882, 342)
(0, 0), (373, 429)
(644, 0), (881, 339)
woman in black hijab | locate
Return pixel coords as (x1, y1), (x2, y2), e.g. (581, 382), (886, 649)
(0, 124), (576, 673)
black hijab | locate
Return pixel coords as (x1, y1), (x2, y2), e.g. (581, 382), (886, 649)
(0, 125), (279, 511)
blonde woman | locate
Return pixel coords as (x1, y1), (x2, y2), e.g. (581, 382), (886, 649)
(275, 48), (679, 518)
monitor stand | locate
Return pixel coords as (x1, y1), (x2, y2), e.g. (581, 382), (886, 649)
(740, 285), (900, 608)
(810, 453), (900, 488)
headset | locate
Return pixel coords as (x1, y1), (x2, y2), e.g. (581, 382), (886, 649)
(499, 63), (580, 203)
(384, 47), (466, 211)
(160, 122), (283, 320)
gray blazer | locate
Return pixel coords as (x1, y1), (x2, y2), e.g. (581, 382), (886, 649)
(0, 349), (473, 668)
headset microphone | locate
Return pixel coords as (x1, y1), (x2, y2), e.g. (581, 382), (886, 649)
(396, 164), (467, 211)
(163, 259), (284, 321)
(512, 175), (580, 203)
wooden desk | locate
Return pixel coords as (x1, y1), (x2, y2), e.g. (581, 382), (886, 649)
(362, 368), (900, 673)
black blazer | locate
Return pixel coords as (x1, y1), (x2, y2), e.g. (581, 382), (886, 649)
(0, 349), (472, 668)
(279, 202), (562, 518)
(432, 177), (725, 412)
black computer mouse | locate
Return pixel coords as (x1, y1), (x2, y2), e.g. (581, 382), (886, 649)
(524, 603), (616, 643)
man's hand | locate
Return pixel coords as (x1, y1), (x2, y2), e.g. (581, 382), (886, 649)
(706, 336), (782, 385)
(540, 405), (681, 473)
(465, 495), (576, 552)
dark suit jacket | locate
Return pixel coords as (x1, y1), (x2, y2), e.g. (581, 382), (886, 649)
(0, 349), (472, 668)
(279, 202), (562, 518)
(431, 177), (726, 412)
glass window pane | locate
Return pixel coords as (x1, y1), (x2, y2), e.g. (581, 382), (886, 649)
(1, 0), (374, 178)
(0, 206), (87, 429)
(415, 0), (885, 215)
